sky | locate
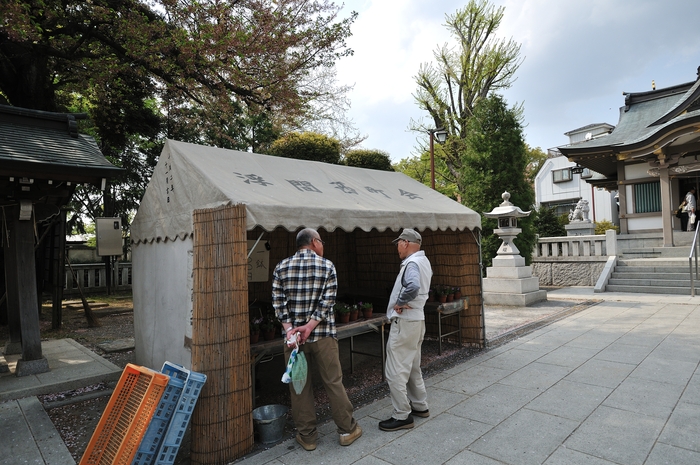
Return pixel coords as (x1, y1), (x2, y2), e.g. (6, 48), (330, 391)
(334, 0), (700, 161)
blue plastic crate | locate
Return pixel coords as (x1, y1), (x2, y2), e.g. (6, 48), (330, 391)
(132, 366), (185, 465)
(154, 363), (206, 465)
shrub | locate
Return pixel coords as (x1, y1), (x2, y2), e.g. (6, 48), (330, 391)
(344, 149), (394, 171)
(595, 220), (619, 235)
(533, 205), (566, 237)
(269, 132), (341, 164)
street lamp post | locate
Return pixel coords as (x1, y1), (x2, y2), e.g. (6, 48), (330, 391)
(429, 128), (448, 190)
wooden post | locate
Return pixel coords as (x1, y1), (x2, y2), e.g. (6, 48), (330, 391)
(51, 210), (67, 329)
(8, 210), (49, 374)
(3, 217), (23, 355)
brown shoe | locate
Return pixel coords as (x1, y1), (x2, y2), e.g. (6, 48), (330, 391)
(339, 424), (362, 446)
(296, 433), (316, 451)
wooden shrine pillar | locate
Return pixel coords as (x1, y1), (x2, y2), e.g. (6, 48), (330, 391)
(3, 212), (23, 356)
(6, 206), (49, 375)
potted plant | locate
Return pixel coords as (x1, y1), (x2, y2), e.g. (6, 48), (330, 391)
(446, 287), (455, 303)
(260, 314), (278, 341)
(250, 317), (262, 344)
(453, 286), (462, 300)
(359, 301), (373, 319)
(436, 285), (448, 304)
(349, 304), (359, 322)
(428, 287), (435, 302)
(335, 303), (351, 324)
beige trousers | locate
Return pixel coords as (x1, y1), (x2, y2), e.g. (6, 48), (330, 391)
(385, 318), (428, 420)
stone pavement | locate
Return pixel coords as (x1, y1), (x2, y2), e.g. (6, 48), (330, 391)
(0, 339), (122, 465)
(2, 287), (700, 464)
(237, 287), (700, 465)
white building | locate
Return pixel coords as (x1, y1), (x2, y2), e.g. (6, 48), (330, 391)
(535, 123), (619, 225)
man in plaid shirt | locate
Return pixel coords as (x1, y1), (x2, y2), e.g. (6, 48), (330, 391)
(273, 228), (362, 451)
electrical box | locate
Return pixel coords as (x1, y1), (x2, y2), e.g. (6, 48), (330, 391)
(96, 217), (122, 256)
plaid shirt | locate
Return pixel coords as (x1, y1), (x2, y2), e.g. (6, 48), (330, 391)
(272, 249), (337, 342)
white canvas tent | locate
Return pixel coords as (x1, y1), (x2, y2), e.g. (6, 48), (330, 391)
(131, 139), (482, 369)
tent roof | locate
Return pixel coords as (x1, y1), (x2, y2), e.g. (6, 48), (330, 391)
(131, 139), (481, 243)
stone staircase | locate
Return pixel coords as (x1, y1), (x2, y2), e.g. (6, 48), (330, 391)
(607, 244), (697, 294)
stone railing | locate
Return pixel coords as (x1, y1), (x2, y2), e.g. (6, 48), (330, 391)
(532, 230), (617, 287)
(64, 262), (132, 296)
(534, 235), (611, 259)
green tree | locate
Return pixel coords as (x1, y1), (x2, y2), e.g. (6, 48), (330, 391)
(268, 132), (341, 164)
(344, 149), (393, 171)
(412, 0), (522, 194)
(1, 0), (355, 122)
(525, 145), (548, 184)
(393, 152), (459, 200)
(1, 0), (356, 227)
(394, 155), (431, 185)
(460, 94), (535, 269)
(533, 206), (566, 238)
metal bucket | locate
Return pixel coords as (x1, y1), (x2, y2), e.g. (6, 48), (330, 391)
(252, 404), (289, 443)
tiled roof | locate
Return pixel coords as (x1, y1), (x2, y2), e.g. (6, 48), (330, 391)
(0, 105), (123, 181)
(558, 78), (700, 177)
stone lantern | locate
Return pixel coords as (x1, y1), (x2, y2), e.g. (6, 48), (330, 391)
(482, 191), (547, 306)
(483, 191), (531, 258)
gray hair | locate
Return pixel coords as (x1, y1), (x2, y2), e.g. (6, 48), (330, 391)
(296, 228), (318, 248)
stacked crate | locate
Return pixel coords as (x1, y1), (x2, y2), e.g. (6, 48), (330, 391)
(131, 366), (187, 465)
(80, 364), (170, 465)
(80, 362), (206, 465)
(155, 362), (207, 465)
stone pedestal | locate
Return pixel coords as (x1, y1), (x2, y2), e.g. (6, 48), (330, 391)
(15, 356), (50, 377)
(483, 255), (547, 306)
(566, 221), (595, 236)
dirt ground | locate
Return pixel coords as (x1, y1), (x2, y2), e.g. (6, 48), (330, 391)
(1, 293), (480, 464)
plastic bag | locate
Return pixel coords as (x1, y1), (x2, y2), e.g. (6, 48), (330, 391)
(691, 213), (697, 225)
(281, 335), (308, 394)
(290, 351), (307, 394)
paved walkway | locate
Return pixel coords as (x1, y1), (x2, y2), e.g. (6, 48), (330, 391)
(2, 287), (700, 464)
(0, 339), (121, 465)
(240, 288), (700, 465)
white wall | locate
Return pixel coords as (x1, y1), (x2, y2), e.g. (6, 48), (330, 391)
(133, 237), (194, 370)
(624, 162), (653, 180)
(535, 156), (618, 223)
(627, 216), (662, 231)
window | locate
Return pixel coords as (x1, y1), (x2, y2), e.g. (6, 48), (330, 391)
(552, 168), (572, 183)
(634, 182), (661, 213)
(544, 201), (578, 217)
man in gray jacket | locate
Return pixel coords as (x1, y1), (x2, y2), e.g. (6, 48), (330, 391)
(379, 228), (433, 431)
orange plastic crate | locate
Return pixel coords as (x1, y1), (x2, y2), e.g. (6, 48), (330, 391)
(80, 364), (170, 465)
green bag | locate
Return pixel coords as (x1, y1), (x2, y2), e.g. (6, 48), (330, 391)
(291, 351), (308, 395)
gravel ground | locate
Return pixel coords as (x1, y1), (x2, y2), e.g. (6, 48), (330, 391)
(2, 294), (483, 464)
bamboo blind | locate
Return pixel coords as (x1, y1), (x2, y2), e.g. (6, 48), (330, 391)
(422, 228), (484, 346)
(248, 226), (484, 347)
(191, 204), (253, 464)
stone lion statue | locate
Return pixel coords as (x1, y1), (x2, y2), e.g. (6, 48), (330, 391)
(568, 199), (590, 222)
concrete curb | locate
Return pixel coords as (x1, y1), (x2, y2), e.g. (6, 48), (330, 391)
(486, 300), (600, 348)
